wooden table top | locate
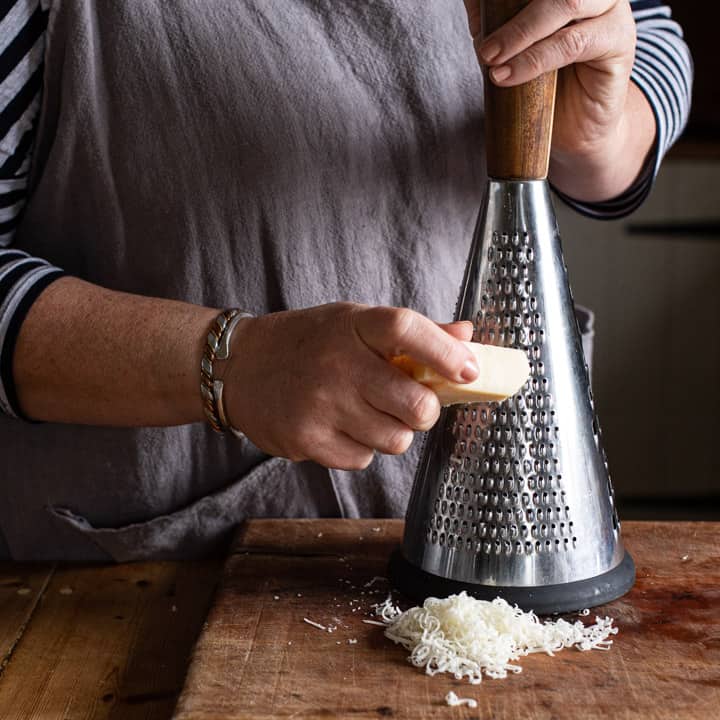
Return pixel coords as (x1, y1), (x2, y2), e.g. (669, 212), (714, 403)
(174, 520), (720, 720)
(0, 521), (717, 720)
(0, 556), (222, 719)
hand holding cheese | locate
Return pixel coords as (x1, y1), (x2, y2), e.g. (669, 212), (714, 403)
(219, 303), (480, 470)
(392, 342), (529, 406)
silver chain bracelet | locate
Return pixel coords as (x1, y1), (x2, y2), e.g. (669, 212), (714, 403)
(200, 308), (254, 438)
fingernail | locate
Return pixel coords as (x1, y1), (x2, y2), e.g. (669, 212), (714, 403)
(460, 358), (479, 383)
(479, 40), (501, 63)
(492, 65), (511, 83)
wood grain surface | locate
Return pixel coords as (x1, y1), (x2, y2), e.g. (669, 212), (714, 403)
(482, 0), (557, 180)
(174, 519), (720, 720)
(0, 559), (221, 720)
(0, 564), (55, 674)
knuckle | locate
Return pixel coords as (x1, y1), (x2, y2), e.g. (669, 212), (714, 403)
(559, 0), (583, 16)
(306, 379), (336, 408)
(511, 46), (545, 75)
(388, 308), (417, 342)
(559, 26), (588, 59)
(293, 430), (317, 459)
(408, 389), (440, 430)
(384, 429), (414, 456)
(287, 444), (310, 462)
(617, 8), (637, 52)
(316, 351), (344, 380)
(313, 445), (373, 471)
(303, 388), (324, 413)
(523, 47), (545, 75)
(509, 18), (536, 47)
(347, 450), (375, 471)
(361, 304), (385, 326)
(436, 339), (457, 366)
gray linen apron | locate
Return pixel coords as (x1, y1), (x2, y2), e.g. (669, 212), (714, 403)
(0, 0), (489, 561)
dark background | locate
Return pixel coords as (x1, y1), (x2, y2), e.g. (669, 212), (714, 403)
(671, 5), (719, 142)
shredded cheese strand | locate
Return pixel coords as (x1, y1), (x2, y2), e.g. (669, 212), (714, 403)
(303, 618), (327, 631)
(445, 691), (478, 708)
(375, 591), (618, 684)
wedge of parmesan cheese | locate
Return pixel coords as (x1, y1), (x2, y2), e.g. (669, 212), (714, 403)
(391, 342), (529, 406)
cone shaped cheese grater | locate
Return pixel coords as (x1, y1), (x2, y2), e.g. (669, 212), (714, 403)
(389, 0), (635, 615)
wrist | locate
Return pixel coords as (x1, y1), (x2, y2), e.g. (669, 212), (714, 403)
(549, 82), (656, 203)
(158, 304), (220, 426)
(198, 309), (255, 436)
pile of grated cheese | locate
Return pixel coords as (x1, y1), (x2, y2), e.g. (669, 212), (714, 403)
(374, 591), (617, 684)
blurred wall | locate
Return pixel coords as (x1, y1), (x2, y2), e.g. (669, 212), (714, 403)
(558, 160), (720, 505)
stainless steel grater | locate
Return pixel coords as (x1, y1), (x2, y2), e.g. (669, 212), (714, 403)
(389, 0), (634, 614)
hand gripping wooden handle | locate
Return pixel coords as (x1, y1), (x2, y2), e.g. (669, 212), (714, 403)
(482, 0), (558, 180)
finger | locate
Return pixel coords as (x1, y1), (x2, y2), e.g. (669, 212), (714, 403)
(354, 306), (479, 384)
(463, 0), (482, 39)
(343, 401), (417, 457)
(477, 0), (614, 66)
(309, 431), (376, 471)
(489, 12), (629, 87)
(360, 353), (441, 431)
(438, 320), (475, 342)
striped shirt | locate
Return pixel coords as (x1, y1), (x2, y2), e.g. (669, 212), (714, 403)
(0, 0), (693, 419)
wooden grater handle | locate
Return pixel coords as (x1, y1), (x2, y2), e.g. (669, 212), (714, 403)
(482, 0), (558, 180)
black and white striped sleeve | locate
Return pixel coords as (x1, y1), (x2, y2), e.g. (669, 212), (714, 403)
(557, 0), (693, 220)
(1, 0), (64, 419)
(0, 0), (696, 418)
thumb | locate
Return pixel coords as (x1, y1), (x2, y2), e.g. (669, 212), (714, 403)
(437, 320), (475, 342)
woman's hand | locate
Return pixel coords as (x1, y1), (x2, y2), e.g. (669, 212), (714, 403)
(463, 0), (656, 202)
(222, 303), (477, 470)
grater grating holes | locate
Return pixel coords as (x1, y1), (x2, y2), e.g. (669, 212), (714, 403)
(429, 230), (576, 556)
